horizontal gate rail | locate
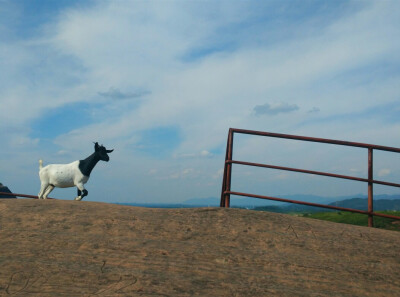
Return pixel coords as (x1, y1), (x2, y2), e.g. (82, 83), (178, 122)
(227, 160), (400, 188)
(220, 128), (400, 227)
(0, 192), (54, 199)
(231, 128), (400, 153)
(224, 191), (400, 221)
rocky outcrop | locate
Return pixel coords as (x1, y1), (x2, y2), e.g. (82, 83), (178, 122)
(0, 183), (16, 199)
(0, 199), (399, 296)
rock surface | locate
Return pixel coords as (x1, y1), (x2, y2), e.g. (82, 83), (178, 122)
(0, 199), (399, 296)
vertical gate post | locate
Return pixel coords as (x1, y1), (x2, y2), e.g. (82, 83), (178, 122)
(220, 129), (234, 207)
(220, 131), (229, 207)
(368, 148), (374, 227)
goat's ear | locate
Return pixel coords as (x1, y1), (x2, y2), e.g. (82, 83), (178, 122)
(94, 142), (100, 151)
(106, 149), (114, 153)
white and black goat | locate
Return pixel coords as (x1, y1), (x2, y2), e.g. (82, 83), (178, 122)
(38, 142), (114, 200)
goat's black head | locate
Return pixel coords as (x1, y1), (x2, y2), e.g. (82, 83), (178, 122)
(94, 142), (114, 162)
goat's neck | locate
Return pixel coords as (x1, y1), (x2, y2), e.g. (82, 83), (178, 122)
(79, 152), (100, 177)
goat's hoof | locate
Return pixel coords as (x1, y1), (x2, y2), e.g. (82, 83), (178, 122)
(75, 196), (82, 201)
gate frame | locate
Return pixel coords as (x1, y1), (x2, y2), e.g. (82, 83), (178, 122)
(220, 128), (400, 227)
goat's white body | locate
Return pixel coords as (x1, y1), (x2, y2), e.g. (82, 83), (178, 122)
(37, 143), (113, 200)
(39, 161), (89, 188)
(38, 160), (89, 200)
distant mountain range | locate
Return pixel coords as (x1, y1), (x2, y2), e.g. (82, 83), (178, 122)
(183, 194), (338, 207)
(254, 198), (400, 213)
(117, 194), (400, 211)
(184, 194), (400, 207)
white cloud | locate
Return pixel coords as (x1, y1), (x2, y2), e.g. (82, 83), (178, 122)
(275, 173), (289, 180)
(147, 169), (158, 176)
(308, 107), (320, 114)
(378, 169), (391, 177)
(200, 150), (213, 157)
(8, 135), (39, 148)
(253, 102), (300, 116)
(212, 169), (224, 180)
(157, 168), (196, 180)
(174, 150), (213, 159)
(98, 87), (150, 100)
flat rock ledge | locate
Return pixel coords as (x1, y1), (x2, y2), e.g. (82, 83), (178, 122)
(0, 199), (399, 296)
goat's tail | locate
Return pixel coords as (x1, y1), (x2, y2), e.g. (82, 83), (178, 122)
(39, 159), (43, 170)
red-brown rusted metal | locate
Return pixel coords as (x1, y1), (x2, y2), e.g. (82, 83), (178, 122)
(0, 192), (54, 199)
(368, 148), (374, 227)
(220, 129), (233, 207)
(220, 128), (400, 227)
(226, 160), (400, 188)
(231, 128), (400, 153)
(223, 129), (234, 208)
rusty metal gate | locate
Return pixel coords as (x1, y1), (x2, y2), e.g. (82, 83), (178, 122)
(220, 128), (400, 227)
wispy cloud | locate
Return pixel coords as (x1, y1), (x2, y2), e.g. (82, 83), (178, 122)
(378, 169), (391, 177)
(174, 150), (214, 159)
(98, 87), (150, 100)
(253, 102), (299, 116)
(308, 107), (320, 113)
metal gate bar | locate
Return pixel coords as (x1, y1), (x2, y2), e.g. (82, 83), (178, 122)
(220, 128), (400, 227)
(0, 192), (54, 199)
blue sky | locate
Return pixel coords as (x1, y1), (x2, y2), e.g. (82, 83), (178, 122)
(1, 0), (400, 204)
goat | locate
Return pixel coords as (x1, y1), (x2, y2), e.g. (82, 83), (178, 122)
(38, 142), (114, 200)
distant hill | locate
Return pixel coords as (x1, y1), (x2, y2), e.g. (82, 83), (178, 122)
(330, 198), (400, 211)
(117, 194), (400, 210)
(255, 197), (400, 213)
(183, 194), (341, 208)
(184, 194), (400, 210)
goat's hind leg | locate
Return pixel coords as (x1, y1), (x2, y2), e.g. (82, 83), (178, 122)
(75, 184), (88, 201)
(42, 185), (55, 199)
(38, 183), (49, 199)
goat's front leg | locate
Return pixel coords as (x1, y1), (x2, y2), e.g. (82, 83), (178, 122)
(75, 184), (88, 201)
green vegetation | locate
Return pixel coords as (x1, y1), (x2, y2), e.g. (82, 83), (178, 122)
(301, 211), (400, 231)
(253, 197), (400, 231)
